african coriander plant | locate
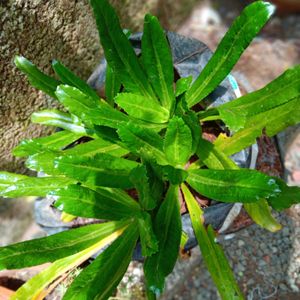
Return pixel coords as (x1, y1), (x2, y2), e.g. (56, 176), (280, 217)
(1, 0), (300, 299)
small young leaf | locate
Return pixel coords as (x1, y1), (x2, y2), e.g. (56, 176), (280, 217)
(0, 220), (129, 270)
(53, 185), (140, 220)
(52, 60), (100, 102)
(187, 169), (281, 203)
(115, 93), (169, 123)
(31, 109), (93, 136)
(130, 165), (156, 210)
(90, 0), (155, 98)
(217, 66), (300, 131)
(63, 224), (139, 300)
(144, 185), (181, 294)
(12, 225), (128, 300)
(244, 200), (281, 232)
(54, 153), (138, 189)
(186, 1), (275, 107)
(175, 76), (193, 97)
(164, 116), (192, 167)
(181, 184), (244, 300)
(142, 14), (175, 111)
(118, 122), (168, 165)
(0, 176), (75, 198)
(138, 212), (158, 257)
(14, 56), (60, 99)
(12, 131), (83, 157)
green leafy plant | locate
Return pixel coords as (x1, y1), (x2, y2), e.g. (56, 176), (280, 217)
(1, 0), (300, 299)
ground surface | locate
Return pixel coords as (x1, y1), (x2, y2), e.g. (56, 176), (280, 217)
(0, 0), (300, 299)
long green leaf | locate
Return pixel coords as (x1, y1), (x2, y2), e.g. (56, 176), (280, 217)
(141, 14), (175, 111)
(54, 153), (138, 189)
(181, 184), (244, 300)
(217, 66), (300, 131)
(14, 56), (60, 99)
(105, 63), (121, 106)
(187, 169), (281, 203)
(0, 176), (75, 198)
(52, 60), (100, 101)
(11, 225), (129, 300)
(62, 224), (139, 300)
(31, 109), (93, 136)
(90, 0), (155, 98)
(0, 220), (128, 270)
(215, 96), (300, 156)
(164, 116), (193, 167)
(186, 1), (275, 107)
(0, 172), (27, 193)
(118, 122), (168, 165)
(194, 139), (281, 232)
(115, 93), (169, 123)
(12, 131), (83, 157)
(52, 184), (140, 220)
(144, 185), (181, 294)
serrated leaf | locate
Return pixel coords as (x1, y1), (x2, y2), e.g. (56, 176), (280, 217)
(217, 66), (300, 131)
(90, 0), (155, 98)
(142, 14), (175, 111)
(0, 220), (129, 270)
(115, 93), (169, 123)
(130, 165), (156, 210)
(52, 60), (100, 101)
(153, 164), (188, 185)
(118, 122), (168, 165)
(105, 63), (121, 106)
(164, 116), (193, 167)
(215, 96), (300, 156)
(31, 109), (93, 136)
(55, 85), (128, 129)
(244, 200), (281, 232)
(0, 172), (27, 193)
(187, 169), (281, 203)
(11, 225), (129, 300)
(175, 76), (193, 97)
(54, 153), (138, 189)
(144, 185), (181, 294)
(12, 131), (83, 157)
(14, 56), (60, 99)
(62, 224), (139, 300)
(138, 212), (158, 257)
(186, 1), (275, 107)
(0, 176), (75, 198)
(181, 184), (243, 300)
(52, 184), (140, 220)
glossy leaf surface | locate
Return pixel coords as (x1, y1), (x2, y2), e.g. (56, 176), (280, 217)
(142, 14), (175, 111)
(181, 184), (244, 300)
(186, 1), (274, 107)
(54, 153), (138, 188)
(0, 220), (128, 270)
(52, 184), (140, 220)
(63, 224), (139, 300)
(144, 185), (181, 294)
(115, 93), (169, 123)
(187, 169), (281, 203)
(90, 0), (155, 98)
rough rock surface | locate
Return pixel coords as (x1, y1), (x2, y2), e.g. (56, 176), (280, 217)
(0, 0), (198, 173)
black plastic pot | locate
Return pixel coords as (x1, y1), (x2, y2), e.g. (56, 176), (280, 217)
(35, 32), (256, 258)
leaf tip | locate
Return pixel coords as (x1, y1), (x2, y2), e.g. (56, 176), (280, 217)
(264, 1), (276, 18)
